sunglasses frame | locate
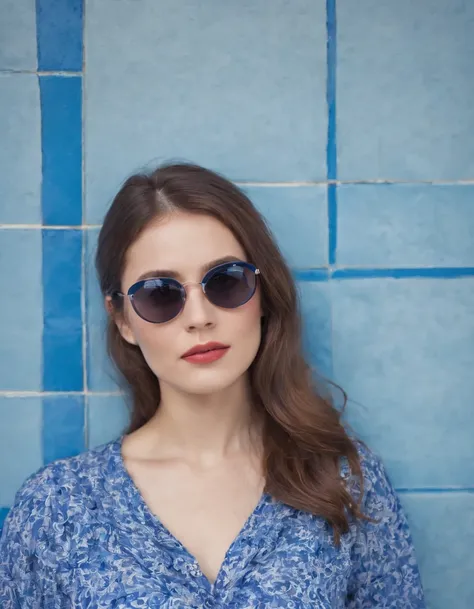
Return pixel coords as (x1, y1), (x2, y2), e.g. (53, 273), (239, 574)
(113, 260), (260, 324)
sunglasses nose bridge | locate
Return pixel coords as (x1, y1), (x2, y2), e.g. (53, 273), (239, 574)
(180, 280), (206, 295)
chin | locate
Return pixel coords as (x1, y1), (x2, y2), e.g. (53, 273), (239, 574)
(182, 375), (241, 396)
(179, 361), (253, 395)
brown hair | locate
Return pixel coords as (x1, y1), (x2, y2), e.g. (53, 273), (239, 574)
(96, 163), (366, 542)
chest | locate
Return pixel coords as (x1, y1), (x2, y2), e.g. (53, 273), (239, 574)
(124, 455), (265, 583)
(52, 488), (354, 609)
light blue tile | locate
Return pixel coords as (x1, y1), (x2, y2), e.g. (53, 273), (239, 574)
(298, 280), (333, 380)
(88, 395), (130, 448)
(43, 395), (85, 464)
(85, 229), (121, 392)
(337, 184), (474, 268)
(244, 186), (328, 268)
(401, 493), (474, 609)
(0, 397), (43, 505)
(0, 74), (41, 224)
(85, 0), (327, 223)
(0, 230), (43, 391)
(338, 0), (474, 180)
(0, 0), (37, 70)
(332, 277), (474, 488)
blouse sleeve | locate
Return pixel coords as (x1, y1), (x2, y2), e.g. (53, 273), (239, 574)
(0, 468), (55, 609)
(345, 450), (426, 608)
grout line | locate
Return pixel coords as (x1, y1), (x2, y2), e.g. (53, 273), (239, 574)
(328, 179), (474, 185)
(38, 71), (82, 76)
(236, 179), (474, 186)
(236, 181), (325, 187)
(37, 0), (45, 462)
(0, 70), (83, 76)
(0, 391), (124, 397)
(0, 224), (101, 229)
(82, 0), (89, 450)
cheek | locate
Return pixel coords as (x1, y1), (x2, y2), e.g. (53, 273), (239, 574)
(228, 295), (263, 351)
(130, 319), (172, 371)
(242, 287), (262, 320)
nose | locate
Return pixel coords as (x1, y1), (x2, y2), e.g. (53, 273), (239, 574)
(181, 283), (216, 331)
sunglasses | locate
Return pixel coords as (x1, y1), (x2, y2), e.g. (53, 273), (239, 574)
(113, 261), (260, 324)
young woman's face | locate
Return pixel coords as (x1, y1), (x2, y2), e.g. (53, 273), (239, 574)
(115, 211), (263, 396)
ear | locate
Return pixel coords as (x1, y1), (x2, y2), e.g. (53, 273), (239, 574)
(105, 296), (138, 346)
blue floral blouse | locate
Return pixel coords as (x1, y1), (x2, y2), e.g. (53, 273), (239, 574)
(0, 436), (425, 608)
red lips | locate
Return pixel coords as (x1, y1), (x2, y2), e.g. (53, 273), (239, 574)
(181, 341), (229, 358)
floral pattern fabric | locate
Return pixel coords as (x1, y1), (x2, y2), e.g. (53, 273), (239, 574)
(0, 436), (426, 608)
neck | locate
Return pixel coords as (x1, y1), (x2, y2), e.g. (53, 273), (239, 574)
(146, 375), (261, 466)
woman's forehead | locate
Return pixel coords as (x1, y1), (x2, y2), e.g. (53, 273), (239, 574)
(124, 213), (246, 281)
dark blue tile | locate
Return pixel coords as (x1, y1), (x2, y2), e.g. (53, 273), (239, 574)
(0, 230), (43, 391)
(42, 229), (83, 391)
(298, 280), (333, 379)
(85, 229), (121, 392)
(327, 184), (337, 265)
(0, 397), (43, 505)
(0, 0), (37, 70)
(85, 0), (328, 223)
(36, 0), (83, 71)
(326, 0), (337, 181)
(337, 184), (474, 268)
(332, 268), (474, 280)
(402, 492), (474, 609)
(43, 395), (85, 464)
(40, 76), (82, 226)
(0, 74), (42, 224)
(332, 277), (474, 488)
(244, 186), (328, 268)
(338, 0), (474, 180)
(88, 395), (130, 448)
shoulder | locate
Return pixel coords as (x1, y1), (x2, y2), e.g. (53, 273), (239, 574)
(1, 439), (120, 555)
(341, 440), (398, 509)
(13, 438), (118, 502)
(341, 441), (415, 556)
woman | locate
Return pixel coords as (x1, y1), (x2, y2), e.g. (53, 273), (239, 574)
(0, 163), (425, 608)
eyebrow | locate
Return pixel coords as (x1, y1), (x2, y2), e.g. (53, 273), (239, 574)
(135, 256), (245, 283)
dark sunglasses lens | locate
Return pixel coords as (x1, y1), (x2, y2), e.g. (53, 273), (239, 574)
(205, 264), (256, 308)
(132, 280), (183, 323)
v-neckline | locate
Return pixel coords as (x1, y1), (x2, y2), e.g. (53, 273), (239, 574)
(111, 435), (272, 592)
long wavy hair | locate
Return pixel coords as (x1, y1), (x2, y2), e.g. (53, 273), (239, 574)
(96, 163), (366, 542)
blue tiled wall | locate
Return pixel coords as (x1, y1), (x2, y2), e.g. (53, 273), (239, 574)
(0, 1), (473, 606)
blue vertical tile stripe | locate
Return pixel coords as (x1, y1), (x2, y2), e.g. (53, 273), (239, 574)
(0, 507), (9, 531)
(43, 395), (85, 464)
(327, 186), (338, 265)
(42, 229), (83, 391)
(40, 76), (82, 226)
(326, 0), (337, 265)
(326, 0), (337, 181)
(36, 0), (85, 481)
(36, 0), (83, 71)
